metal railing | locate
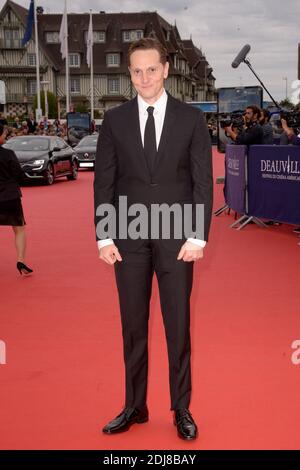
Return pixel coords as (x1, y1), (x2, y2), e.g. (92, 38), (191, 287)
(6, 93), (34, 103)
(0, 38), (24, 49)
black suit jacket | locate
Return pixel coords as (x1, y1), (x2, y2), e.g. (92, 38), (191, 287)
(94, 93), (213, 251)
(0, 145), (23, 201)
(26, 119), (38, 134)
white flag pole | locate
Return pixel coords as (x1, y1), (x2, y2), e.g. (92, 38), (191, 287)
(65, 1), (70, 113)
(88, 10), (94, 120)
(60, 0), (69, 114)
(33, 0), (42, 121)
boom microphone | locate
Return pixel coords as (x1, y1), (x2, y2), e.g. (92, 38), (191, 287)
(231, 44), (251, 68)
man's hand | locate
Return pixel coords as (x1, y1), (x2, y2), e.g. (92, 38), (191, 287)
(224, 124), (237, 140)
(177, 241), (204, 262)
(99, 244), (122, 265)
(224, 124), (232, 134)
(281, 118), (293, 137)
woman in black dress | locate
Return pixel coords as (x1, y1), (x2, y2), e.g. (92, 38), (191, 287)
(0, 124), (33, 275)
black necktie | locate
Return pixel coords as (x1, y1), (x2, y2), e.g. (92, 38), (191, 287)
(144, 106), (157, 174)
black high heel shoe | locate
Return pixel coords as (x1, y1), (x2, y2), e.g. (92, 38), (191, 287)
(17, 262), (33, 275)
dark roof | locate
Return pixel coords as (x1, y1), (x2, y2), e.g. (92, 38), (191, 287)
(36, 11), (192, 74)
(0, 2), (215, 83)
(4, 0), (28, 24)
(182, 39), (215, 81)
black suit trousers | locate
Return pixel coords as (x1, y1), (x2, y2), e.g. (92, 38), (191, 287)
(114, 240), (193, 411)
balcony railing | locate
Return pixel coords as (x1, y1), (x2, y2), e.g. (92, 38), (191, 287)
(6, 94), (34, 103)
(0, 38), (24, 49)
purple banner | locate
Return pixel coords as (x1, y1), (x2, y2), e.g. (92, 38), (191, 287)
(224, 145), (247, 213)
(248, 145), (300, 225)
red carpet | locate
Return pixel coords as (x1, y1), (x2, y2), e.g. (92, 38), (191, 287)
(0, 148), (299, 450)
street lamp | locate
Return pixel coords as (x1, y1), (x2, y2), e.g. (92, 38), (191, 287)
(41, 80), (50, 118)
(283, 77), (288, 100)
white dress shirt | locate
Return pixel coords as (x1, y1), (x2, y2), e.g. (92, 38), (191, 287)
(98, 89), (206, 249)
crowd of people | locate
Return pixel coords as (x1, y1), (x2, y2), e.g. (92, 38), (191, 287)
(224, 105), (300, 146)
(223, 104), (300, 235)
(0, 112), (68, 140)
(0, 112), (98, 142)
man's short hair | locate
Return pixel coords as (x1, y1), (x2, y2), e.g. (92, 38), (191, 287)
(127, 38), (168, 65)
(246, 105), (261, 119)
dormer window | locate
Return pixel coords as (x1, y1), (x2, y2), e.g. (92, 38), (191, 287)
(106, 53), (120, 67)
(69, 53), (80, 68)
(122, 30), (144, 42)
(46, 32), (59, 43)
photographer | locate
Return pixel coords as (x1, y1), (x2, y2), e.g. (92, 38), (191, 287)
(224, 105), (264, 145)
(281, 118), (300, 146)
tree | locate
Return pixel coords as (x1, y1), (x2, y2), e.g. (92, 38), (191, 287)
(279, 98), (293, 109)
(33, 91), (58, 118)
(75, 101), (89, 113)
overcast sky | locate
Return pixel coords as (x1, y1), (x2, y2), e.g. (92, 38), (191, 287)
(3, 0), (300, 102)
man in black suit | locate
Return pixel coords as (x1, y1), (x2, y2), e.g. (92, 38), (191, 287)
(94, 38), (213, 440)
(26, 113), (37, 134)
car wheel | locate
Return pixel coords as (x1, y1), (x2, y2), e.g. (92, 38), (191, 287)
(67, 160), (78, 180)
(45, 163), (55, 185)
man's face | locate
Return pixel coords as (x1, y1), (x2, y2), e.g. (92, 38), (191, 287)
(244, 108), (257, 124)
(129, 49), (169, 104)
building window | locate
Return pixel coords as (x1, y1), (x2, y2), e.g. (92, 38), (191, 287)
(4, 28), (21, 48)
(27, 79), (37, 95)
(27, 53), (36, 66)
(122, 30), (144, 42)
(106, 53), (120, 67)
(70, 78), (80, 94)
(84, 30), (106, 43)
(69, 53), (80, 68)
(108, 78), (120, 95)
(46, 32), (59, 43)
(123, 31), (131, 42)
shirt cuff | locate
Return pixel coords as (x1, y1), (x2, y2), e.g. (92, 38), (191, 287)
(98, 238), (206, 248)
(97, 239), (114, 249)
(187, 238), (206, 248)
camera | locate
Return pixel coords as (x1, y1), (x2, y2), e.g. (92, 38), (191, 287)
(280, 110), (300, 128)
(219, 111), (245, 130)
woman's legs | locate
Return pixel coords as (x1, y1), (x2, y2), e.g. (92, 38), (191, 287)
(12, 225), (26, 262)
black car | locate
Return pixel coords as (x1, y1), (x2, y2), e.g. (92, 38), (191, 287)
(73, 134), (98, 169)
(3, 136), (78, 185)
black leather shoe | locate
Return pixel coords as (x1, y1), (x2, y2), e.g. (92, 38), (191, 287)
(102, 405), (149, 434)
(174, 408), (198, 440)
